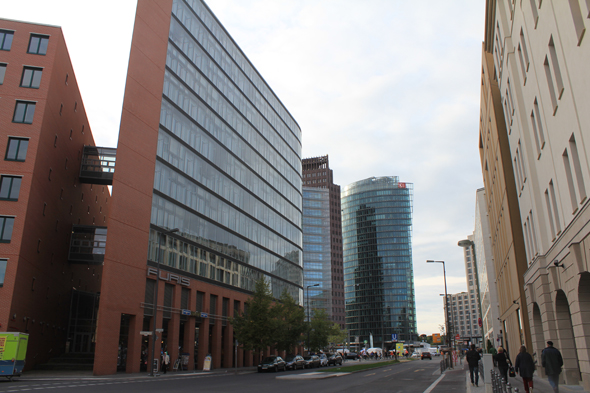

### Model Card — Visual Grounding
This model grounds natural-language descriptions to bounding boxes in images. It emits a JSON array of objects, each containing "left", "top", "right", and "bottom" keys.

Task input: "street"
[{"left": 0, "top": 359, "right": 467, "bottom": 393}]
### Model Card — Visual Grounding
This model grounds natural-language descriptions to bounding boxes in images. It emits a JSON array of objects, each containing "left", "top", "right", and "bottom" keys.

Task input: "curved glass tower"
[{"left": 342, "top": 177, "right": 416, "bottom": 348}]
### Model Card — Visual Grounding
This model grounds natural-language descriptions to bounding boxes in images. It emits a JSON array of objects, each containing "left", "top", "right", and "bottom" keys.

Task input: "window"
[
  {"left": 0, "top": 259, "right": 6, "bottom": 286},
  {"left": 27, "top": 34, "right": 49, "bottom": 55},
  {"left": 0, "top": 30, "right": 13, "bottom": 51},
  {"left": 13, "top": 101, "right": 36, "bottom": 124},
  {"left": 5, "top": 138, "right": 29, "bottom": 161},
  {"left": 568, "top": 0, "right": 586, "bottom": 45},
  {"left": 0, "top": 176, "right": 22, "bottom": 201},
  {"left": 20, "top": 67, "right": 42, "bottom": 88},
  {"left": 0, "top": 216, "right": 15, "bottom": 242},
  {"left": 0, "top": 63, "right": 6, "bottom": 84}
]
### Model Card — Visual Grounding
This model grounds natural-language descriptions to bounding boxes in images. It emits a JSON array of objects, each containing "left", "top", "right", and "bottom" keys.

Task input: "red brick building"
[
  {"left": 302, "top": 155, "right": 344, "bottom": 328},
  {"left": 0, "top": 19, "right": 109, "bottom": 369},
  {"left": 93, "top": 0, "right": 303, "bottom": 375}
]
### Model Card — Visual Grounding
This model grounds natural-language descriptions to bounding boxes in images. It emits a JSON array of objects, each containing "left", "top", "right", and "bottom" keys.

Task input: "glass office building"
[
  {"left": 149, "top": 0, "right": 304, "bottom": 300},
  {"left": 342, "top": 177, "right": 416, "bottom": 347},
  {"left": 302, "top": 187, "right": 332, "bottom": 320}
]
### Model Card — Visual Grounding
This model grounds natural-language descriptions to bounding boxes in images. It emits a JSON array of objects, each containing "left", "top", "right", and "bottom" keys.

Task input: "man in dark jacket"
[
  {"left": 542, "top": 341, "right": 563, "bottom": 393},
  {"left": 466, "top": 344, "right": 481, "bottom": 387},
  {"left": 514, "top": 345, "right": 535, "bottom": 393}
]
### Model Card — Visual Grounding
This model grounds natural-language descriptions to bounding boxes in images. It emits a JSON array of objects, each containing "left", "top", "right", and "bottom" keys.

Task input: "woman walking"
[
  {"left": 494, "top": 347, "right": 510, "bottom": 381},
  {"left": 514, "top": 345, "right": 535, "bottom": 393}
]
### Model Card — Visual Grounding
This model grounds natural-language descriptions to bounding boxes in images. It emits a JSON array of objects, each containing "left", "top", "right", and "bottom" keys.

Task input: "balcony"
[
  {"left": 79, "top": 146, "right": 116, "bottom": 185},
  {"left": 68, "top": 225, "right": 107, "bottom": 265}
]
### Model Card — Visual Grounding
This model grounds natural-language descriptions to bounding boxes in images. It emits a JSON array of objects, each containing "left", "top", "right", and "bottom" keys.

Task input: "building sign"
[
  {"left": 147, "top": 267, "right": 190, "bottom": 286},
  {"left": 398, "top": 182, "right": 406, "bottom": 188}
]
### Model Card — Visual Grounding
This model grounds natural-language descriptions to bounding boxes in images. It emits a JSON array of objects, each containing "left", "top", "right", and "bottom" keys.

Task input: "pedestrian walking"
[
  {"left": 162, "top": 351, "right": 170, "bottom": 374},
  {"left": 514, "top": 345, "right": 535, "bottom": 393},
  {"left": 494, "top": 346, "right": 510, "bottom": 382},
  {"left": 466, "top": 344, "right": 481, "bottom": 387},
  {"left": 542, "top": 341, "right": 563, "bottom": 393}
]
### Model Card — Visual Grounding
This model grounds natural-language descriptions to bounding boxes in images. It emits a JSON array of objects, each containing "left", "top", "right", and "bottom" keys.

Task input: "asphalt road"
[{"left": 0, "top": 359, "right": 467, "bottom": 393}]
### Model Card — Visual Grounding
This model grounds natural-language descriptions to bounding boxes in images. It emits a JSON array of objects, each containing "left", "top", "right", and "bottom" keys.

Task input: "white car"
[{"left": 411, "top": 352, "right": 421, "bottom": 358}]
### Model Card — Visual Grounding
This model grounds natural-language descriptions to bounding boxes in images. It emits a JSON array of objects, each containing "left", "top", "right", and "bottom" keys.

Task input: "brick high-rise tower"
[{"left": 302, "top": 155, "right": 344, "bottom": 328}]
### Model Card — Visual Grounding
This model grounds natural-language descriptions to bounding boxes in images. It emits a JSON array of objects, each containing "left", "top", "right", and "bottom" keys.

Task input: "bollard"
[
  {"left": 513, "top": 388, "right": 519, "bottom": 393},
  {"left": 501, "top": 378, "right": 507, "bottom": 393},
  {"left": 506, "top": 381, "right": 512, "bottom": 393}
]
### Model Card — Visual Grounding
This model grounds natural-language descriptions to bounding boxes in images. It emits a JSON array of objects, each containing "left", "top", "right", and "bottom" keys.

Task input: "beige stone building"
[{"left": 482, "top": 0, "right": 590, "bottom": 389}]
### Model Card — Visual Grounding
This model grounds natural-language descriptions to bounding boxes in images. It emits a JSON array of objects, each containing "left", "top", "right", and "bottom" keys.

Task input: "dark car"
[
  {"left": 303, "top": 355, "right": 320, "bottom": 368},
  {"left": 257, "top": 356, "right": 286, "bottom": 372},
  {"left": 284, "top": 355, "right": 305, "bottom": 370},
  {"left": 421, "top": 352, "right": 432, "bottom": 360},
  {"left": 345, "top": 352, "right": 360, "bottom": 360},
  {"left": 328, "top": 352, "right": 343, "bottom": 366}
]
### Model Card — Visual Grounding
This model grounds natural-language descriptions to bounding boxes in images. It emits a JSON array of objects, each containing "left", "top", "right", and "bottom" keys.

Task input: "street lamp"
[
  {"left": 427, "top": 260, "right": 451, "bottom": 366},
  {"left": 306, "top": 283, "right": 319, "bottom": 354},
  {"left": 149, "top": 227, "right": 179, "bottom": 376}
]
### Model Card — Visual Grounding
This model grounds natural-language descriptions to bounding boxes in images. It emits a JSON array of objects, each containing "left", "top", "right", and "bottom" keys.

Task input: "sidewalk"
[{"left": 464, "top": 363, "right": 587, "bottom": 393}]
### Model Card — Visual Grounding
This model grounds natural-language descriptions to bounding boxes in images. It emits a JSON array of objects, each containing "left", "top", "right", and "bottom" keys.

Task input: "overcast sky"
[{"left": 3, "top": 0, "right": 486, "bottom": 336}]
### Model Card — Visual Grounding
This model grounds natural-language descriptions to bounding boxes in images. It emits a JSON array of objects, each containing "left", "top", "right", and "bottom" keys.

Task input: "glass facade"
[
  {"left": 342, "top": 177, "right": 416, "bottom": 346},
  {"left": 302, "top": 187, "right": 332, "bottom": 320},
  {"left": 149, "top": 0, "right": 303, "bottom": 303}
]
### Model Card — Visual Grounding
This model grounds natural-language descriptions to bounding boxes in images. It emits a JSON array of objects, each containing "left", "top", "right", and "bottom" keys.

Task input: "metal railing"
[{"left": 490, "top": 369, "right": 519, "bottom": 393}]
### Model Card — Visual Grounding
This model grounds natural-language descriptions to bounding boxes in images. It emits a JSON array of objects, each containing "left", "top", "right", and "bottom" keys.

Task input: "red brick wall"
[{"left": 0, "top": 18, "right": 109, "bottom": 369}]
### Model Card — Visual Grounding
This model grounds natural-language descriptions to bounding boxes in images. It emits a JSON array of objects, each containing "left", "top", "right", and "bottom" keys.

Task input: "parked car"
[
  {"left": 328, "top": 352, "right": 343, "bottom": 366},
  {"left": 257, "top": 356, "right": 286, "bottom": 372},
  {"left": 410, "top": 352, "right": 420, "bottom": 358},
  {"left": 421, "top": 352, "right": 432, "bottom": 360},
  {"left": 319, "top": 353, "right": 328, "bottom": 367},
  {"left": 303, "top": 355, "right": 320, "bottom": 368},
  {"left": 345, "top": 352, "right": 360, "bottom": 360},
  {"left": 284, "top": 355, "right": 305, "bottom": 370}
]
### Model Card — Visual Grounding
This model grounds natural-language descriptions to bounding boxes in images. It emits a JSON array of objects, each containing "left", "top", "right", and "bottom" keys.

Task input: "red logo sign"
[
  {"left": 398, "top": 182, "right": 406, "bottom": 188},
  {"left": 478, "top": 318, "right": 483, "bottom": 327}
]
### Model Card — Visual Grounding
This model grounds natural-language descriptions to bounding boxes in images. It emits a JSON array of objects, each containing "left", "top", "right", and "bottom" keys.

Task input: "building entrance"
[{"left": 67, "top": 290, "right": 100, "bottom": 353}]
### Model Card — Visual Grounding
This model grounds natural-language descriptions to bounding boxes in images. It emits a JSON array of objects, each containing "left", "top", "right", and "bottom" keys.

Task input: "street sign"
[
  {"left": 182, "top": 309, "right": 191, "bottom": 316},
  {"left": 156, "top": 328, "right": 164, "bottom": 332},
  {"left": 392, "top": 333, "right": 397, "bottom": 341},
  {"left": 478, "top": 317, "right": 483, "bottom": 327},
  {"left": 455, "top": 334, "right": 460, "bottom": 341},
  {"left": 200, "top": 312, "right": 208, "bottom": 318},
  {"left": 139, "top": 331, "right": 152, "bottom": 336}
]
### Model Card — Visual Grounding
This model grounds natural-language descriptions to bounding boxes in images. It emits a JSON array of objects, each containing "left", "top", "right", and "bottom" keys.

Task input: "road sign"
[
  {"left": 392, "top": 333, "right": 397, "bottom": 341},
  {"left": 455, "top": 334, "right": 460, "bottom": 341},
  {"left": 182, "top": 309, "right": 191, "bottom": 316},
  {"left": 478, "top": 317, "right": 483, "bottom": 327}
]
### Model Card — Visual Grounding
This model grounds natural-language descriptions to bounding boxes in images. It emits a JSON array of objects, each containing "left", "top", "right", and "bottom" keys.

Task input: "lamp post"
[
  {"left": 306, "top": 283, "right": 319, "bottom": 354},
  {"left": 149, "top": 227, "right": 179, "bottom": 376},
  {"left": 427, "top": 260, "right": 451, "bottom": 367}
]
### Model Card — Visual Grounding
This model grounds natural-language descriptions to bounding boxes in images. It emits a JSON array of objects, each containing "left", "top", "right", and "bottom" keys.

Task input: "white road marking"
[{"left": 423, "top": 373, "right": 446, "bottom": 393}]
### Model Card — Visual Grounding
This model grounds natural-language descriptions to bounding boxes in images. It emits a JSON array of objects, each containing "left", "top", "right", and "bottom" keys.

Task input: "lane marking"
[
  {"left": 364, "top": 373, "right": 376, "bottom": 377},
  {"left": 423, "top": 372, "right": 446, "bottom": 393}
]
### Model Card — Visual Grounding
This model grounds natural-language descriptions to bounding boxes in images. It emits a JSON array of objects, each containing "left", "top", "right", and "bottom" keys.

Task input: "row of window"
[
  {"left": 0, "top": 30, "right": 48, "bottom": 55},
  {"left": 0, "top": 64, "right": 43, "bottom": 88}
]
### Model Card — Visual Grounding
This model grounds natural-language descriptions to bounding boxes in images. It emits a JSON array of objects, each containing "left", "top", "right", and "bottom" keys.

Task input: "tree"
[
  {"left": 231, "top": 277, "right": 275, "bottom": 360},
  {"left": 327, "top": 324, "right": 347, "bottom": 351},
  {"left": 307, "top": 308, "right": 341, "bottom": 353},
  {"left": 274, "top": 290, "right": 306, "bottom": 354}
]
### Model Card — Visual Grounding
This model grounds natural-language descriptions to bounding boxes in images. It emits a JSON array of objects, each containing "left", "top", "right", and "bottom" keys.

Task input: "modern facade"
[
  {"left": 92, "top": 0, "right": 302, "bottom": 375},
  {"left": 302, "top": 155, "right": 344, "bottom": 328},
  {"left": 0, "top": 19, "right": 110, "bottom": 369},
  {"left": 342, "top": 176, "right": 416, "bottom": 348},
  {"left": 479, "top": 1, "right": 532, "bottom": 363},
  {"left": 469, "top": 188, "right": 501, "bottom": 349},
  {"left": 302, "top": 187, "right": 331, "bottom": 322},
  {"left": 483, "top": 0, "right": 590, "bottom": 388}
]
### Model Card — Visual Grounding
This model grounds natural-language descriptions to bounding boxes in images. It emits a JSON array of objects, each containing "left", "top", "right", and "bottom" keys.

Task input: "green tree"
[
  {"left": 308, "top": 308, "right": 340, "bottom": 353},
  {"left": 231, "top": 277, "right": 275, "bottom": 360},
  {"left": 274, "top": 290, "right": 306, "bottom": 354},
  {"left": 327, "top": 324, "right": 347, "bottom": 351}
]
